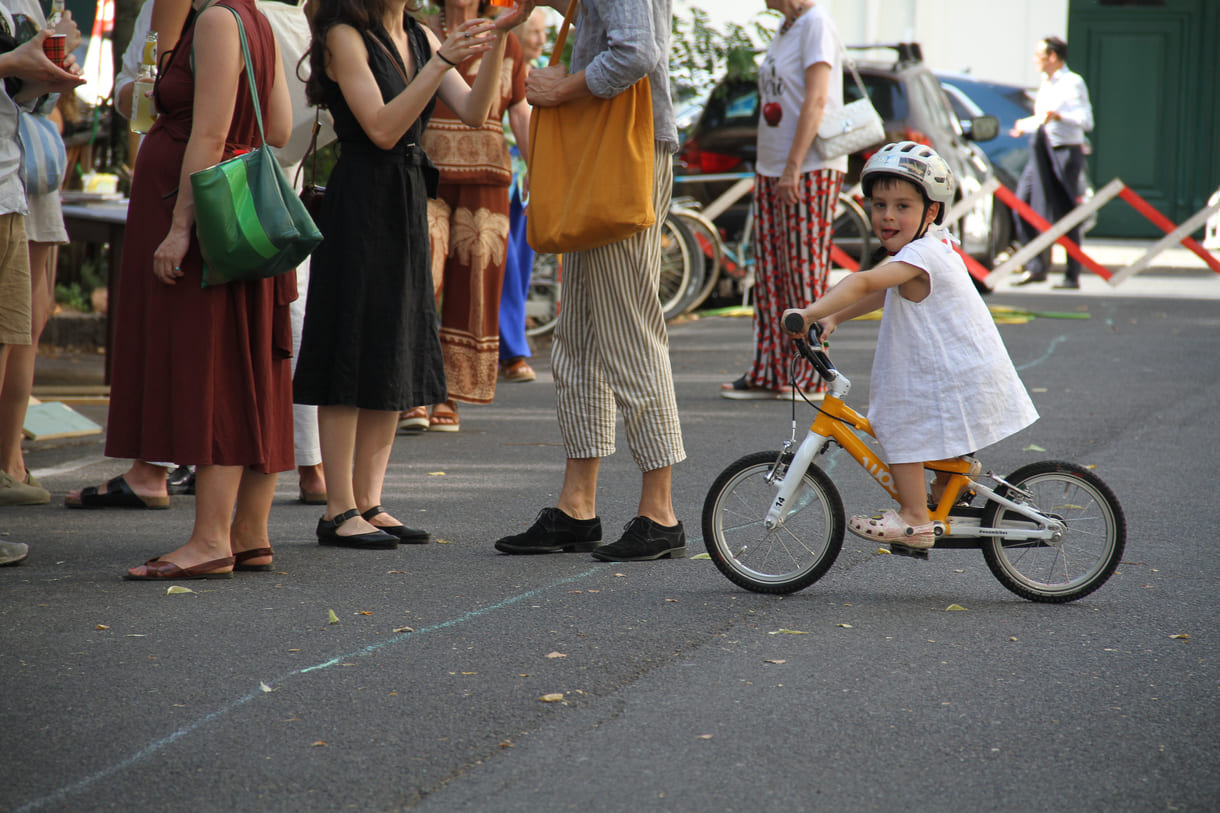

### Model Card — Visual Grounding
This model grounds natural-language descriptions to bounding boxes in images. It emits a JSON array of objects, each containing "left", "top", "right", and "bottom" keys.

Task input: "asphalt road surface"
[{"left": 3, "top": 277, "right": 1218, "bottom": 812}]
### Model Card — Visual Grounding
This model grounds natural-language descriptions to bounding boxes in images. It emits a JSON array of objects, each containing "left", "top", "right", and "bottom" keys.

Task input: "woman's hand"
[
  {"left": 152, "top": 227, "right": 191, "bottom": 285},
  {"left": 525, "top": 64, "right": 579, "bottom": 108},
  {"left": 777, "top": 165, "right": 800, "bottom": 207},
  {"left": 489, "top": 1, "right": 536, "bottom": 31},
  {"left": 434, "top": 18, "right": 499, "bottom": 68},
  {"left": 54, "top": 10, "right": 83, "bottom": 52}
]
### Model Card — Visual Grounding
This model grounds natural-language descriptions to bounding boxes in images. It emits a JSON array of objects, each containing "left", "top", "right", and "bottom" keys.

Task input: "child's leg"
[
  {"left": 891, "top": 462, "right": 932, "bottom": 527},
  {"left": 927, "top": 471, "right": 955, "bottom": 507}
]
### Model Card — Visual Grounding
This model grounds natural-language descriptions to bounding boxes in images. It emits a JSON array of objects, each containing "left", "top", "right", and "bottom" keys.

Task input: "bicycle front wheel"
[
  {"left": 702, "top": 451, "right": 844, "bottom": 594},
  {"left": 981, "top": 461, "right": 1126, "bottom": 603}
]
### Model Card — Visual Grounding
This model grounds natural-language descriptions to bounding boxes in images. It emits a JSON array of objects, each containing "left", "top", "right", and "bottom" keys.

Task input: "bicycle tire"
[
  {"left": 659, "top": 213, "right": 693, "bottom": 320},
  {"left": 524, "top": 251, "right": 561, "bottom": 338},
  {"left": 980, "top": 461, "right": 1126, "bottom": 603},
  {"left": 702, "top": 451, "right": 844, "bottom": 594},
  {"left": 670, "top": 207, "right": 723, "bottom": 313}
]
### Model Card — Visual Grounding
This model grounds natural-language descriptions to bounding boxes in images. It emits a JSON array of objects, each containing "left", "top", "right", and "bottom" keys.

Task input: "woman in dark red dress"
[{"left": 104, "top": 0, "right": 294, "bottom": 579}]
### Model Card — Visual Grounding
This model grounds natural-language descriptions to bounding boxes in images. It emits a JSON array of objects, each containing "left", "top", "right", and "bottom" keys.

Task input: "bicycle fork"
[{"left": 763, "top": 430, "right": 827, "bottom": 530}]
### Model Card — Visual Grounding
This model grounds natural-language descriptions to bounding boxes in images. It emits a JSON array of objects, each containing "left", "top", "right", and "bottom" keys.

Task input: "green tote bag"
[{"left": 189, "top": 3, "right": 322, "bottom": 287}]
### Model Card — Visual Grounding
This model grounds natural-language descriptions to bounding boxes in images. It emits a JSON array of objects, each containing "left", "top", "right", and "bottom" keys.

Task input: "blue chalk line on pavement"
[
  {"left": 15, "top": 568, "right": 603, "bottom": 813},
  {"left": 1015, "top": 334, "right": 1069, "bottom": 371}
]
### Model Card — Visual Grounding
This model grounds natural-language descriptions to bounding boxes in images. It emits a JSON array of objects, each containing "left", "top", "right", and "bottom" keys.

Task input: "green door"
[{"left": 1069, "top": 0, "right": 1220, "bottom": 238}]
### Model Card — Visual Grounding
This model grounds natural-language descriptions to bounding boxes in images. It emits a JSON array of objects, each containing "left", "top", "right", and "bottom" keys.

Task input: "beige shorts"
[{"left": 0, "top": 213, "right": 32, "bottom": 346}]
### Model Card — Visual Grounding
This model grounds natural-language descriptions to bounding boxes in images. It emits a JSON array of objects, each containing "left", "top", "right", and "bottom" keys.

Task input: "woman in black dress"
[{"left": 295, "top": 0, "right": 526, "bottom": 548}]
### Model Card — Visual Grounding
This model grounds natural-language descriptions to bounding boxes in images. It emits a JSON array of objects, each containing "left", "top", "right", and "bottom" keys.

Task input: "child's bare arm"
[
  {"left": 823, "top": 289, "right": 887, "bottom": 330},
  {"left": 783, "top": 261, "right": 924, "bottom": 335}
]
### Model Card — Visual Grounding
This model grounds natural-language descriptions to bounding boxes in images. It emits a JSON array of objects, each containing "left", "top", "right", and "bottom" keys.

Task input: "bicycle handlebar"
[{"left": 783, "top": 313, "right": 838, "bottom": 382}]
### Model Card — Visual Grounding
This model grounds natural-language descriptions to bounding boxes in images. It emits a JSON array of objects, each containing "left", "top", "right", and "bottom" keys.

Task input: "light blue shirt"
[{"left": 566, "top": 0, "right": 677, "bottom": 151}]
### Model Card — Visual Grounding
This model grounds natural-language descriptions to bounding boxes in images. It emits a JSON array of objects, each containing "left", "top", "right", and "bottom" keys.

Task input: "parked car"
[
  {"left": 676, "top": 43, "right": 1011, "bottom": 266},
  {"left": 935, "top": 71, "right": 1033, "bottom": 187}
]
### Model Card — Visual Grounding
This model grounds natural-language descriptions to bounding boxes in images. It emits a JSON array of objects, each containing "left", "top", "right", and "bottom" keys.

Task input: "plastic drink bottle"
[{"left": 130, "top": 32, "right": 159, "bottom": 134}]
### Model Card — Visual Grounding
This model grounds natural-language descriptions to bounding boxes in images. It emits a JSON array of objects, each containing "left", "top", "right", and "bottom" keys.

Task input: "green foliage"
[
  {"left": 55, "top": 282, "right": 92, "bottom": 313},
  {"left": 668, "top": 7, "right": 776, "bottom": 106}
]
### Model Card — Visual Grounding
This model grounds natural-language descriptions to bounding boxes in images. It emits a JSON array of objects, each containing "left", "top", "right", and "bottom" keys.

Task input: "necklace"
[{"left": 779, "top": 2, "right": 812, "bottom": 36}]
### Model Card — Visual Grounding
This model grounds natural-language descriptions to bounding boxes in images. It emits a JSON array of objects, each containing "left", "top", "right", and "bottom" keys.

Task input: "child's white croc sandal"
[{"left": 848, "top": 509, "right": 938, "bottom": 549}]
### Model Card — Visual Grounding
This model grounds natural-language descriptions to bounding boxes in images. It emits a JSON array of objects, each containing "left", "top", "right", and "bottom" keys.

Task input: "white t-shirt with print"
[{"left": 755, "top": 6, "right": 846, "bottom": 177}]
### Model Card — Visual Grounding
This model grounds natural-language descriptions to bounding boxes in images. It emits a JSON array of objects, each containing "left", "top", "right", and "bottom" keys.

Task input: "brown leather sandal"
[{"left": 124, "top": 556, "right": 235, "bottom": 580}]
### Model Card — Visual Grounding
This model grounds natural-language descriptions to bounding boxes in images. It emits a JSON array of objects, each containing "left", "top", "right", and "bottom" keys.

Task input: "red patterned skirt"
[{"left": 747, "top": 169, "right": 844, "bottom": 392}]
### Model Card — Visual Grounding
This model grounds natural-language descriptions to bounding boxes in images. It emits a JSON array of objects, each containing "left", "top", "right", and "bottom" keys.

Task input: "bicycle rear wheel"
[
  {"left": 669, "top": 206, "right": 723, "bottom": 313},
  {"left": 702, "top": 451, "right": 844, "bottom": 594},
  {"left": 524, "top": 252, "right": 561, "bottom": 338},
  {"left": 981, "top": 461, "right": 1126, "bottom": 603},
  {"left": 659, "top": 213, "right": 693, "bottom": 320}
]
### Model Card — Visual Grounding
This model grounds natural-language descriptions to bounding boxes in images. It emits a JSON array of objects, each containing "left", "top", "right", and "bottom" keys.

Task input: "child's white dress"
[{"left": 868, "top": 233, "right": 1039, "bottom": 463}]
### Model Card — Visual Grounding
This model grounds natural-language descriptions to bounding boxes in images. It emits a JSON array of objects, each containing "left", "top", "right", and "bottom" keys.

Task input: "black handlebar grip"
[{"left": 783, "top": 312, "right": 805, "bottom": 334}]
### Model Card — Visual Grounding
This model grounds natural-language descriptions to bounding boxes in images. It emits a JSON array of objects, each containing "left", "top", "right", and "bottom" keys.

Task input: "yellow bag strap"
[{"left": 549, "top": 0, "right": 580, "bottom": 68}]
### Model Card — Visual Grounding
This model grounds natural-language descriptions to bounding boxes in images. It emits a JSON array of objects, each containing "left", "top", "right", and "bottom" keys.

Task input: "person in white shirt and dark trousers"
[{"left": 1010, "top": 35, "right": 1094, "bottom": 289}]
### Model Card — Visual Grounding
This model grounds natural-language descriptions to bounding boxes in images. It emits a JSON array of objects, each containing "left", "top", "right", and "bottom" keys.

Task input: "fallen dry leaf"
[
  {"left": 311, "top": 741, "right": 327, "bottom": 747},
  {"left": 876, "top": 547, "right": 891, "bottom": 555},
  {"left": 539, "top": 693, "right": 565, "bottom": 703},
  {"left": 327, "top": 609, "right": 340, "bottom": 625},
  {"left": 545, "top": 651, "right": 567, "bottom": 659},
  {"left": 768, "top": 628, "right": 809, "bottom": 635},
  {"left": 697, "top": 734, "right": 714, "bottom": 740},
  {"left": 1169, "top": 633, "right": 1190, "bottom": 640},
  {"left": 427, "top": 471, "right": 446, "bottom": 476},
  {"left": 259, "top": 682, "right": 274, "bottom": 693},
  {"left": 837, "top": 623, "right": 853, "bottom": 629},
  {"left": 95, "top": 624, "right": 110, "bottom": 630},
  {"left": 392, "top": 626, "right": 414, "bottom": 634},
  {"left": 690, "top": 552, "right": 711, "bottom": 560},
  {"left": 946, "top": 604, "right": 968, "bottom": 611},
  {"left": 764, "top": 659, "right": 786, "bottom": 665},
  {"left": 166, "top": 585, "right": 195, "bottom": 595},
  {"left": 359, "top": 611, "right": 373, "bottom": 616}
]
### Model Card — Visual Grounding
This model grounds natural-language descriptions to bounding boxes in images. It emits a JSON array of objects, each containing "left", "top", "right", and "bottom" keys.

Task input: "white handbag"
[{"left": 814, "top": 43, "right": 885, "bottom": 161}]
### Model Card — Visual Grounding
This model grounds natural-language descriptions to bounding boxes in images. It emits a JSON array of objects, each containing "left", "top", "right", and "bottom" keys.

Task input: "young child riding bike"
[{"left": 782, "top": 141, "right": 1039, "bottom": 550}]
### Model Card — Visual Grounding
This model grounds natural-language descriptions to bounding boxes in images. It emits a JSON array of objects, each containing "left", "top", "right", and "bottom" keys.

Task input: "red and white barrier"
[{"left": 989, "top": 178, "right": 1220, "bottom": 288}]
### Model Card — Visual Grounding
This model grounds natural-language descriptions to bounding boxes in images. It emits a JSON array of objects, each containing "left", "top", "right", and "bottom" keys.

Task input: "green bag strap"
[{"left": 192, "top": 1, "right": 268, "bottom": 146}]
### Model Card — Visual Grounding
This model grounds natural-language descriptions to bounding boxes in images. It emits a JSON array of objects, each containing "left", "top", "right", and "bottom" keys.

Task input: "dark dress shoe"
[
  {"left": 494, "top": 507, "right": 602, "bottom": 554},
  {"left": 591, "top": 516, "right": 687, "bottom": 562},
  {"left": 317, "top": 508, "right": 398, "bottom": 549},
  {"left": 1012, "top": 271, "right": 1048, "bottom": 286},
  {"left": 361, "top": 505, "right": 430, "bottom": 544},
  {"left": 167, "top": 466, "right": 195, "bottom": 495},
  {"left": 1053, "top": 279, "right": 1080, "bottom": 289}
]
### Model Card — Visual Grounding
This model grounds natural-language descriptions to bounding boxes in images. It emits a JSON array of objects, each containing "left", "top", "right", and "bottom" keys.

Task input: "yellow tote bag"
[{"left": 526, "top": 0, "right": 656, "bottom": 254}]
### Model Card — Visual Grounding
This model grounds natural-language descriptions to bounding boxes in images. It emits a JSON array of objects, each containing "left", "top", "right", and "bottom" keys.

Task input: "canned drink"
[
  {"left": 488, "top": 0, "right": 514, "bottom": 7},
  {"left": 42, "top": 33, "right": 67, "bottom": 68}
]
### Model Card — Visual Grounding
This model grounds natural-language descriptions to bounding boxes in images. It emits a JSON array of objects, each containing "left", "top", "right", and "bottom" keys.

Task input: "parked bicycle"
[
  {"left": 701, "top": 317, "right": 1126, "bottom": 602},
  {"left": 525, "top": 181, "right": 875, "bottom": 337},
  {"left": 524, "top": 211, "right": 693, "bottom": 338}
]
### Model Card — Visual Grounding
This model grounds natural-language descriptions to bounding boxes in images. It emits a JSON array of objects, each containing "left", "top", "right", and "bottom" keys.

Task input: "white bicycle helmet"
[{"left": 861, "top": 141, "right": 955, "bottom": 224}]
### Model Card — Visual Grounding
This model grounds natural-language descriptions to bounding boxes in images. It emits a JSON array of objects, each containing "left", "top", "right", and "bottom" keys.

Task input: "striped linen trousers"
[{"left": 551, "top": 144, "right": 686, "bottom": 472}]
